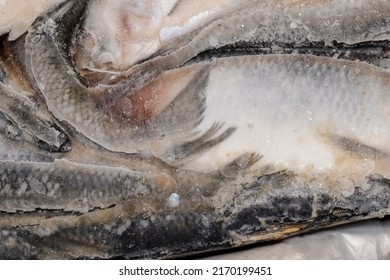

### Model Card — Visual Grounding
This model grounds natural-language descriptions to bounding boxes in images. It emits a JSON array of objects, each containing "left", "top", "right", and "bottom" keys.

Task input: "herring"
[{"left": 0, "top": 0, "right": 389, "bottom": 259}]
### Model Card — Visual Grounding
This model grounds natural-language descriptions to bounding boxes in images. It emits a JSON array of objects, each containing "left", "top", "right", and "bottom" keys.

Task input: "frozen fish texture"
[{"left": 0, "top": 0, "right": 389, "bottom": 259}]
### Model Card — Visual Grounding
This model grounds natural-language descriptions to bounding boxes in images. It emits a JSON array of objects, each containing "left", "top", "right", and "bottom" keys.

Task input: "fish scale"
[
  {"left": 0, "top": 0, "right": 390, "bottom": 259},
  {"left": 27, "top": 22, "right": 214, "bottom": 158},
  {"left": 0, "top": 159, "right": 153, "bottom": 213}
]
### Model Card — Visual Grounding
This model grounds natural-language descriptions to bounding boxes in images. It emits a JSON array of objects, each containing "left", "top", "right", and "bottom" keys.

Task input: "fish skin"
[
  {"left": 25, "top": 0, "right": 231, "bottom": 162},
  {"left": 0, "top": 170, "right": 389, "bottom": 259},
  {"left": 87, "top": 0, "right": 390, "bottom": 86},
  {"left": 72, "top": 0, "right": 390, "bottom": 75},
  {"left": 0, "top": 159, "right": 149, "bottom": 213},
  {"left": 0, "top": 82, "right": 70, "bottom": 152},
  {"left": 0, "top": 0, "right": 390, "bottom": 259},
  {"left": 0, "top": 65, "right": 4, "bottom": 82},
  {"left": 184, "top": 54, "right": 390, "bottom": 176}
]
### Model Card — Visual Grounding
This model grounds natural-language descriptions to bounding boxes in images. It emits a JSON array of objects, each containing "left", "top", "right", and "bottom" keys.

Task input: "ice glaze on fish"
[{"left": 0, "top": 0, "right": 389, "bottom": 259}]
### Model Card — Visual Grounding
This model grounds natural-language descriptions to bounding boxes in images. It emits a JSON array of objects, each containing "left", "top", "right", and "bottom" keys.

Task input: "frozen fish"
[{"left": 0, "top": 0, "right": 389, "bottom": 259}]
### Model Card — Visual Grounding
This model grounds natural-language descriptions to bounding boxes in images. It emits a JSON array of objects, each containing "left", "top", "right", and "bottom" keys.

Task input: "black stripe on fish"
[{"left": 187, "top": 40, "right": 390, "bottom": 69}]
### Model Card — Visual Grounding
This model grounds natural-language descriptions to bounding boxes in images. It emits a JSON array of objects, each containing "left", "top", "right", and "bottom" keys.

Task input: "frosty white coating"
[
  {"left": 0, "top": 0, "right": 390, "bottom": 260},
  {"left": 185, "top": 55, "right": 390, "bottom": 181},
  {"left": 168, "top": 193, "right": 180, "bottom": 208},
  {"left": 75, "top": 0, "right": 250, "bottom": 70},
  {"left": 74, "top": 0, "right": 390, "bottom": 71},
  {"left": 0, "top": 0, "right": 66, "bottom": 40}
]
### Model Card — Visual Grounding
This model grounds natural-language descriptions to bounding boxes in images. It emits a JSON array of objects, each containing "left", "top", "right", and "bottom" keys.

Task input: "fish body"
[{"left": 0, "top": 0, "right": 389, "bottom": 259}]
